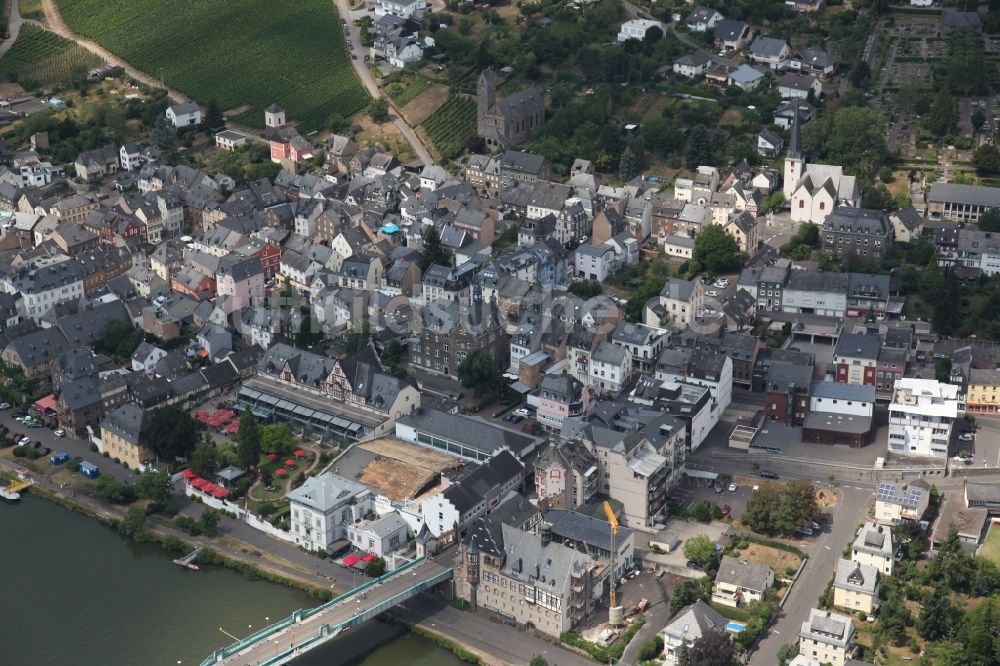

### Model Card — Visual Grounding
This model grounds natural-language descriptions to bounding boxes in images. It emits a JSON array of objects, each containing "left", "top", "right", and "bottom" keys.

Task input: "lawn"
[
  {"left": 55, "top": 0, "right": 368, "bottom": 131},
  {"left": 0, "top": 25, "right": 102, "bottom": 89},
  {"left": 732, "top": 542, "right": 802, "bottom": 577},
  {"left": 979, "top": 523, "right": 1000, "bottom": 565}
]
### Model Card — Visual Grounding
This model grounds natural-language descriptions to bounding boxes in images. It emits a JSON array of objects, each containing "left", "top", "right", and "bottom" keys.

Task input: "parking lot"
[
  {"left": 672, "top": 473, "right": 754, "bottom": 519},
  {"left": 958, "top": 416, "right": 1000, "bottom": 467}
]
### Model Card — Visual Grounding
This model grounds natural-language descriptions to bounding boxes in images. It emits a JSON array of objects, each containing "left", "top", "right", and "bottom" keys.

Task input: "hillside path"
[
  {"left": 332, "top": 0, "right": 432, "bottom": 164},
  {"left": 38, "top": 0, "right": 188, "bottom": 102}
]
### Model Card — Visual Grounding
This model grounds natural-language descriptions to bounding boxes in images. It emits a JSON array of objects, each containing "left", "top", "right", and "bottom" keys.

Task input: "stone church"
[{"left": 476, "top": 68, "right": 545, "bottom": 150}]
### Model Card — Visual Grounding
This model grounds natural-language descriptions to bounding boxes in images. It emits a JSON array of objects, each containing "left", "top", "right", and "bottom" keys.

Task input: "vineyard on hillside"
[
  {"left": 0, "top": 25, "right": 102, "bottom": 89},
  {"left": 55, "top": 0, "right": 368, "bottom": 131},
  {"left": 421, "top": 94, "right": 477, "bottom": 160}
]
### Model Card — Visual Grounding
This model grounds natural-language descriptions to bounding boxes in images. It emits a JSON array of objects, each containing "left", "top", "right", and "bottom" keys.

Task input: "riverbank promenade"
[{"left": 204, "top": 557, "right": 453, "bottom": 666}]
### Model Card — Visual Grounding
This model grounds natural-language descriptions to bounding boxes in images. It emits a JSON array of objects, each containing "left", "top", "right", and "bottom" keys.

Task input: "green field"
[
  {"left": 55, "top": 0, "right": 368, "bottom": 131},
  {"left": 981, "top": 524, "right": 1000, "bottom": 565},
  {"left": 421, "top": 94, "right": 476, "bottom": 160},
  {"left": 0, "top": 25, "right": 102, "bottom": 89}
]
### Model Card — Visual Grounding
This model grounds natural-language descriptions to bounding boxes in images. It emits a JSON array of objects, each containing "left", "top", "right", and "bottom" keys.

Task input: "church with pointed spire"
[
  {"left": 782, "top": 101, "right": 862, "bottom": 223},
  {"left": 476, "top": 68, "right": 545, "bottom": 150}
]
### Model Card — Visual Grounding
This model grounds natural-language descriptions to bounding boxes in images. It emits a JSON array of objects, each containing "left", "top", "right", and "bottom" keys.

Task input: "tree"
[
  {"left": 669, "top": 579, "right": 707, "bottom": 618},
  {"left": 567, "top": 280, "right": 603, "bottom": 299},
  {"left": 686, "top": 124, "right": 714, "bottom": 168},
  {"left": 973, "top": 145, "right": 1000, "bottom": 175},
  {"left": 742, "top": 480, "right": 817, "bottom": 535},
  {"left": 96, "top": 475, "right": 137, "bottom": 504},
  {"left": 917, "top": 584, "right": 956, "bottom": 640},
  {"left": 342, "top": 322, "right": 372, "bottom": 353},
  {"left": 637, "top": 635, "right": 664, "bottom": 661},
  {"left": 683, "top": 534, "right": 715, "bottom": 564},
  {"left": 190, "top": 435, "right": 220, "bottom": 477},
  {"left": 618, "top": 145, "right": 638, "bottom": 182},
  {"left": 93, "top": 319, "right": 143, "bottom": 360},
  {"left": 418, "top": 226, "right": 450, "bottom": 270},
  {"left": 294, "top": 315, "right": 323, "bottom": 349},
  {"left": 972, "top": 109, "right": 987, "bottom": 133},
  {"left": 135, "top": 469, "right": 171, "bottom": 504},
  {"left": 151, "top": 115, "right": 177, "bottom": 149},
  {"left": 850, "top": 59, "right": 871, "bottom": 88},
  {"left": 118, "top": 505, "right": 148, "bottom": 540},
  {"left": 689, "top": 630, "right": 735, "bottom": 666},
  {"left": 457, "top": 348, "right": 500, "bottom": 397},
  {"left": 328, "top": 112, "right": 349, "bottom": 135},
  {"left": 926, "top": 88, "right": 958, "bottom": 138},
  {"left": 235, "top": 409, "right": 261, "bottom": 471},
  {"left": 368, "top": 98, "right": 389, "bottom": 123},
  {"left": 979, "top": 208, "right": 1000, "bottom": 231},
  {"left": 692, "top": 224, "right": 744, "bottom": 276},
  {"left": 776, "top": 643, "right": 799, "bottom": 666},
  {"left": 147, "top": 404, "right": 202, "bottom": 462},
  {"left": 366, "top": 556, "right": 386, "bottom": 577},
  {"left": 676, "top": 643, "right": 690, "bottom": 666},
  {"left": 260, "top": 423, "right": 296, "bottom": 456},
  {"left": 199, "top": 508, "right": 221, "bottom": 537},
  {"left": 761, "top": 191, "right": 785, "bottom": 214},
  {"left": 529, "top": 658, "right": 548, "bottom": 666},
  {"left": 203, "top": 99, "right": 225, "bottom": 131}
]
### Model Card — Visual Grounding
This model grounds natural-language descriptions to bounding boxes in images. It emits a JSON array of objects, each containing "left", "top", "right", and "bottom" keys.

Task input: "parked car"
[
  {"left": 686, "top": 560, "right": 704, "bottom": 571},
  {"left": 721, "top": 505, "right": 731, "bottom": 516},
  {"left": 17, "top": 436, "right": 29, "bottom": 446},
  {"left": 728, "top": 483, "right": 737, "bottom": 492},
  {"left": 707, "top": 290, "right": 719, "bottom": 297},
  {"left": 0, "top": 402, "right": 10, "bottom": 409},
  {"left": 714, "top": 279, "right": 729, "bottom": 288},
  {"left": 759, "top": 470, "right": 779, "bottom": 479},
  {"left": 54, "top": 429, "right": 65, "bottom": 437},
  {"left": 795, "top": 526, "right": 814, "bottom": 536},
  {"left": 514, "top": 408, "right": 530, "bottom": 417},
  {"left": 959, "top": 433, "right": 974, "bottom": 442},
  {"left": 714, "top": 483, "right": 724, "bottom": 494}
]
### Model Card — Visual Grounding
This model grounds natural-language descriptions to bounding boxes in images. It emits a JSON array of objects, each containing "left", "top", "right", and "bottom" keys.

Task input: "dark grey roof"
[
  {"left": 500, "top": 150, "right": 547, "bottom": 174},
  {"left": 442, "top": 450, "right": 524, "bottom": 513},
  {"left": 59, "top": 376, "right": 101, "bottom": 410},
  {"left": 100, "top": 403, "right": 150, "bottom": 445},
  {"left": 7, "top": 327, "right": 70, "bottom": 367},
  {"left": 544, "top": 508, "right": 633, "bottom": 553},
  {"left": 750, "top": 36, "right": 788, "bottom": 58},
  {"left": 785, "top": 270, "right": 850, "bottom": 294},
  {"left": 929, "top": 182, "right": 1000, "bottom": 208},
  {"left": 399, "top": 409, "right": 542, "bottom": 458},
  {"left": 822, "top": 207, "right": 891, "bottom": 237},
  {"left": 217, "top": 255, "right": 263, "bottom": 281},
  {"left": 716, "top": 555, "right": 773, "bottom": 592},
  {"left": 714, "top": 19, "right": 748, "bottom": 41},
  {"left": 57, "top": 300, "right": 130, "bottom": 348},
  {"left": 766, "top": 361, "right": 813, "bottom": 393},
  {"left": 834, "top": 333, "right": 880, "bottom": 360}
]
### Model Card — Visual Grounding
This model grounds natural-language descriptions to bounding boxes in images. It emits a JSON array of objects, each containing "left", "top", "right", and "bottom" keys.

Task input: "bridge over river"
[{"left": 202, "top": 557, "right": 453, "bottom": 666}]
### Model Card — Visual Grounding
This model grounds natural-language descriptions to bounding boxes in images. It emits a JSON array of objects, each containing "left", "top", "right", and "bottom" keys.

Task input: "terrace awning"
[{"left": 342, "top": 554, "right": 360, "bottom": 566}]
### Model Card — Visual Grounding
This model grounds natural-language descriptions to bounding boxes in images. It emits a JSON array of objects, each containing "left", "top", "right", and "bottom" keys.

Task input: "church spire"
[{"left": 788, "top": 101, "right": 803, "bottom": 160}]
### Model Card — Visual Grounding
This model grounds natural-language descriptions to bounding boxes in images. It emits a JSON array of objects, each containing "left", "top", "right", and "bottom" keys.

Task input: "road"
[
  {"left": 395, "top": 597, "right": 596, "bottom": 666},
  {"left": 218, "top": 559, "right": 452, "bottom": 665},
  {"left": 332, "top": 0, "right": 433, "bottom": 165},
  {"left": 0, "top": 0, "right": 37, "bottom": 58},
  {"left": 750, "top": 486, "right": 871, "bottom": 666},
  {"left": 0, "top": 411, "right": 358, "bottom": 591},
  {"left": 37, "top": 0, "right": 188, "bottom": 102}
]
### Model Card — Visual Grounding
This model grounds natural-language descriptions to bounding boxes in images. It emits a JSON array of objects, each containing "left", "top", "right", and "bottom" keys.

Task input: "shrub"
[{"left": 637, "top": 635, "right": 664, "bottom": 661}]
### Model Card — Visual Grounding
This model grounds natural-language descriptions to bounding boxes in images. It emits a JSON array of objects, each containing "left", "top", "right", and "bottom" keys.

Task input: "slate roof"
[
  {"left": 100, "top": 403, "right": 151, "bottom": 445},
  {"left": 287, "top": 473, "right": 369, "bottom": 513},
  {"left": 716, "top": 555, "right": 773, "bottom": 592},
  {"left": 399, "top": 409, "right": 541, "bottom": 459},
  {"left": 441, "top": 450, "right": 524, "bottom": 513},
  {"left": 750, "top": 36, "right": 788, "bottom": 58}
]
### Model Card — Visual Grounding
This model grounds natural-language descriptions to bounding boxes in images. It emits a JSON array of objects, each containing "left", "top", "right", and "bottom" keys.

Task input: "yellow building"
[
  {"left": 832, "top": 559, "right": 880, "bottom": 615},
  {"left": 100, "top": 404, "right": 154, "bottom": 469},
  {"left": 967, "top": 368, "right": 1000, "bottom": 414}
]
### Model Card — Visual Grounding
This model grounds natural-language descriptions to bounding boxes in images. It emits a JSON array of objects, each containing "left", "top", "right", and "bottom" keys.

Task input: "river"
[{"left": 2, "top": 496, "right": 463, "bottom": 666}]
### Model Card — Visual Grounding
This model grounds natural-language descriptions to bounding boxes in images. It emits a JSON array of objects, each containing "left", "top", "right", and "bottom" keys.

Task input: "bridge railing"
[
  {"left": 200, "top": 557, "right": 431, "bottom": 666},
  {"left": 256, "top": 568, "right": 454, "bottom": 666}
]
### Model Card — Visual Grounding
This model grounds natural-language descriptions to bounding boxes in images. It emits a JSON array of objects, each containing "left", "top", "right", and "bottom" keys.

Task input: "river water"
[{"left": 1, "top": 497, "right": 462, "bottom": 666}]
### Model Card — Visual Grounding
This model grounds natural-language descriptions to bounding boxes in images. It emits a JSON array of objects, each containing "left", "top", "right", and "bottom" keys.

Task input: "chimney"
[{"left": 541, "top": 522, "right": 552, "bottom": 547}]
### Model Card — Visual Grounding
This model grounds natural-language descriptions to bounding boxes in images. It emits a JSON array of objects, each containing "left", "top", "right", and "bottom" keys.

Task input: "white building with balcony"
[{"left": 887, "top": 378, "right": 962, "bottom": 458}]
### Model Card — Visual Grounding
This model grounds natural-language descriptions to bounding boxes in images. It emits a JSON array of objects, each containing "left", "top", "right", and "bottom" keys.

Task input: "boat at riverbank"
[{"left": 1, "top": 485, "right": 21, "bottom": 502}]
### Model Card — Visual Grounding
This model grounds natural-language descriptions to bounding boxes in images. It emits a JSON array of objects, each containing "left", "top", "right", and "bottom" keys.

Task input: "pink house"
[
  {"left": 216, "top": 255, "right": 265, "bottom": 314},
  {"left": 536, "top": 374, "right": 590, "bottom": 431}
]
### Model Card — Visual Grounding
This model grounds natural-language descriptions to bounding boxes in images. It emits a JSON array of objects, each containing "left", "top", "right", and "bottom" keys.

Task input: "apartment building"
[
  {"left": 851, "top": 522, "right": 895, "bottom": 575},
  {"left": 799, "top": 609, "right": 856, "bottom": 666},
  {"left": 887, "top": 378, "right": 962, "bottom": 458},
  {"left": 832, "top": 558, "right": 880, "bottom": 615},
  {"left": 287, "top": 473, "right": 374, "bottom": 552}
]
